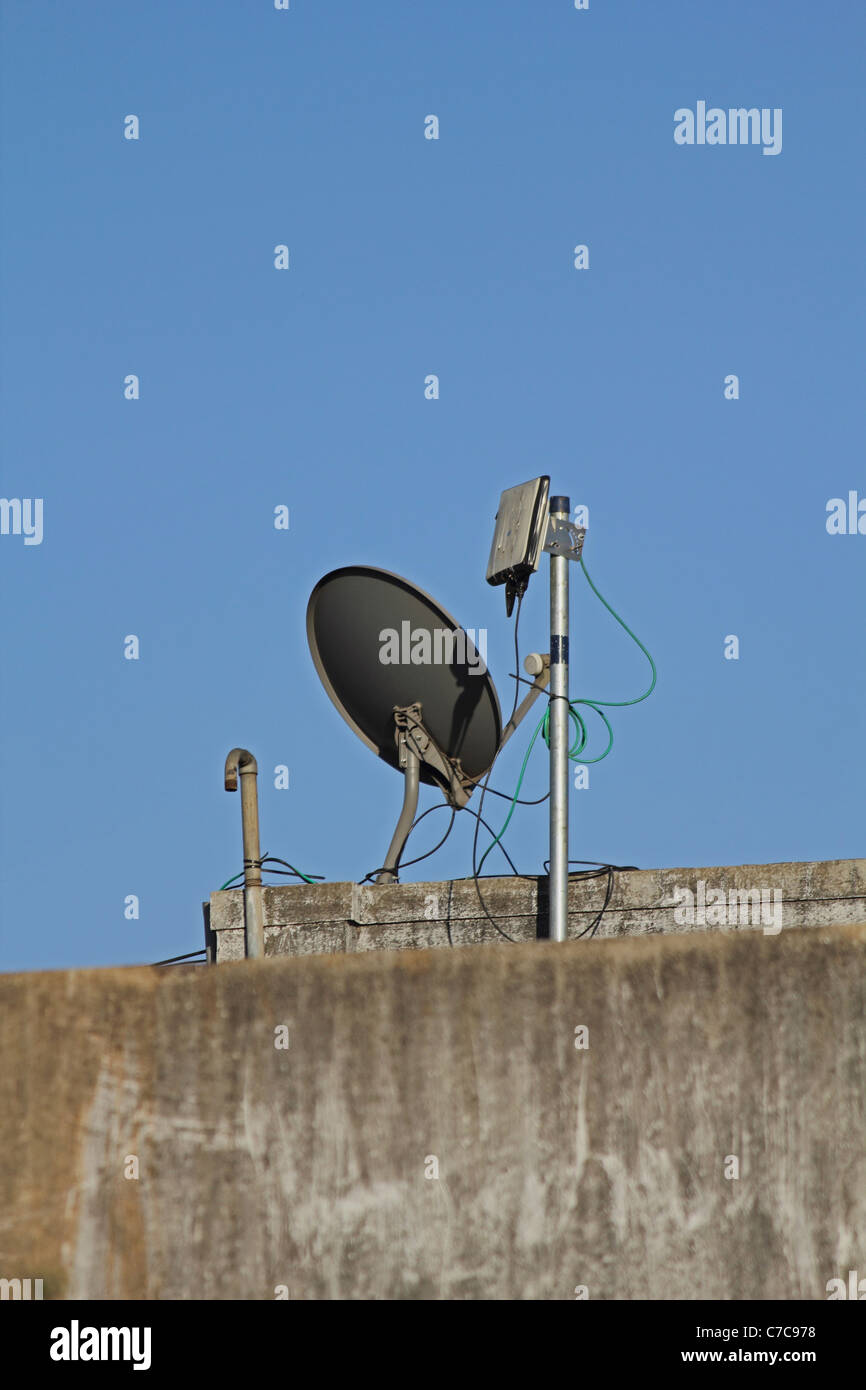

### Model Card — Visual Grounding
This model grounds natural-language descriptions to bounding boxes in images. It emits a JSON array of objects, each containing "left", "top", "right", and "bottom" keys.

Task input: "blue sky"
[{"left": 1, "top": 1, "right": 863, "bottom": 972}]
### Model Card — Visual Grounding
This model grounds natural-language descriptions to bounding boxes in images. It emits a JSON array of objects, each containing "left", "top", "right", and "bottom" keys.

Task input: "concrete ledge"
[
  {"left": 1, "top": 921, "right": 864, "bottom": 1298},
  {"left": 206, "top": 858, "right": 866, "bottom": 962}
]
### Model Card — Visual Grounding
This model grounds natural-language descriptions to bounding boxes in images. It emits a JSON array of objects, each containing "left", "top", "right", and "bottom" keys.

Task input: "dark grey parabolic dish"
[{"left": 307, "top": 566, "right": 502, "bottom": 789}]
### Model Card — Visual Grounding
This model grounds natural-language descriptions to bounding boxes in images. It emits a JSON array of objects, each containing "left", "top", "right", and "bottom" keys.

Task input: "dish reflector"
[{"left": 306, "top": 566, "right": 502, "bottom": 795}]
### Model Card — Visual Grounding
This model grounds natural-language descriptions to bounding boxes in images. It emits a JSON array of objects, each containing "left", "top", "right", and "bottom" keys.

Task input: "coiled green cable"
[{"left": 477, "top": 557, "right": 657, "bottom": 873}]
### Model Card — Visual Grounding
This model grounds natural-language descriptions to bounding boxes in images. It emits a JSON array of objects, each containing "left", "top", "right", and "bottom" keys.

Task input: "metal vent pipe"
[{"left": 224, "top": 748, "right": 265, "bottom": 959}]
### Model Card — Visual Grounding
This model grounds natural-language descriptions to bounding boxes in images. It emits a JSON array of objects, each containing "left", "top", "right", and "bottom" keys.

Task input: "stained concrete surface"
[
  {"left": 206, "top": 858, "right": 866, "bottom": 961},
  {"left": 1, "top": 920, "right": 864, "bottom": 1299}
]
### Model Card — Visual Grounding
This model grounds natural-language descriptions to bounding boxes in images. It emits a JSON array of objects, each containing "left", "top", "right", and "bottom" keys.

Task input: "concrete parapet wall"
[
  {"left": 206, "top": 858, "right": 866, "bottom": 962},
  {"left": 1, "top": 920, "right": 864, "bottom": 1299}
]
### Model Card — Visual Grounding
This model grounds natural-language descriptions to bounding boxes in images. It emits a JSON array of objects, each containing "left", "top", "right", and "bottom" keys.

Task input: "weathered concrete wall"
[
  {"left": 206, "top": 857, "right": 866, "bottom": 962},
  {"left": 2, "top": 921, "right": 864, "bottom": 1299}
]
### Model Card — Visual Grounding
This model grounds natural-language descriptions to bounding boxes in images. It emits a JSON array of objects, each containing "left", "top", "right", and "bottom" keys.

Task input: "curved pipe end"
[{"left": 225, "top": 747, "right": 258, "bottom": 792}]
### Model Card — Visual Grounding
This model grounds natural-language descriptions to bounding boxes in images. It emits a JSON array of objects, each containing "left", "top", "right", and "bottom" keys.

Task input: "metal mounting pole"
[
  {"left": 376, "top": 715, "right": 423, "bottom": 884},
  {"left": 376, "top": 737, "right": 421, "bottom": 884},
  {"left": 548, "top": 496, "right": 570, "bottom": 941},
  {"left": 224, "top": 748, "right": 265, "bottom": 959}
]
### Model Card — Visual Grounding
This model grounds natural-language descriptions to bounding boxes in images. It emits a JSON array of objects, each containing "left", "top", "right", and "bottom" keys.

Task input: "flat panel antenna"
[{"left": 486, "top": 475, "right": 550, "bottom": 614}]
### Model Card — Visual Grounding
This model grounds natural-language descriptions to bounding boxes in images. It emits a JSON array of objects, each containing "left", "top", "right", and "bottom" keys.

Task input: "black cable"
[
  {"left": 576, "top": 866, "right": 614, "bottom": 940},
  {"left": 542, "top": 859, "right": 640, "bottom": 874},
  {"left": 479, "top": 783, "right": 549, "bottom": 806},
  {"left": 455, "top": 871, "right": 537, "bottom": 880},
  {"left": 259, "top": 855, "right": 325, "bottom": 881},
  {"left": 509, "top": 670, "right": 543, "bottom": 691},
  {"left": 398, "top": 723, "right": 544, "bottom": 848},
  {"left": 151, "top": 950, "right": 207, "bottom": 966},
  {"left": 537, "top": 860, "right": 640, "bottom": 940},
  {"left": 357, "top": 595, "right": 540, "bottom": 899},
  {"left": 355, "top": 722, "right": 461, "bottom": 883},
  {"left": 224, "top": 854, "right": 325, "bottom": 886},
  {"left": 470, "top": 594, "right": 524, "bottom": 943},
  {"left": 508, "top": 593, "right": 523, "bottom": 723},
  {"left": 357, "top": 638, "right": 533, "bottom": 892},
  {"left": 472, "top": 659, "right": 550, "bottom": 806},
  {"left": 462, "top": 806, "right": 522, "bottom": 877},
  {"left": 395, "top": 804, "right": 457, "bottom": 874},
  {"left": 358, "top": 801, "right": 521, "bottom": 885},
  {"left": 357, "top": 801, "right": 457, "bottom": 884}
]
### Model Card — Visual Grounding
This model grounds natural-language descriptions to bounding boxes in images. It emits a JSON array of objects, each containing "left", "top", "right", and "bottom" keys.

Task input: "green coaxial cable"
[
  {"left": 219, "top": 856, "right": 321, "bottom": 890},
  {"left": 477, "top": 557, "right": 657, "bottom": 874}
]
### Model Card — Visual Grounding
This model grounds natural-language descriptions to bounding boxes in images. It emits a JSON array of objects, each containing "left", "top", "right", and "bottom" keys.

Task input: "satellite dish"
[
  {"left": 308, "top": 563, "right": 500, "bottom": 781},
  {"left": 307, "top": 566, "right": 550, "bottom": 883}
]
